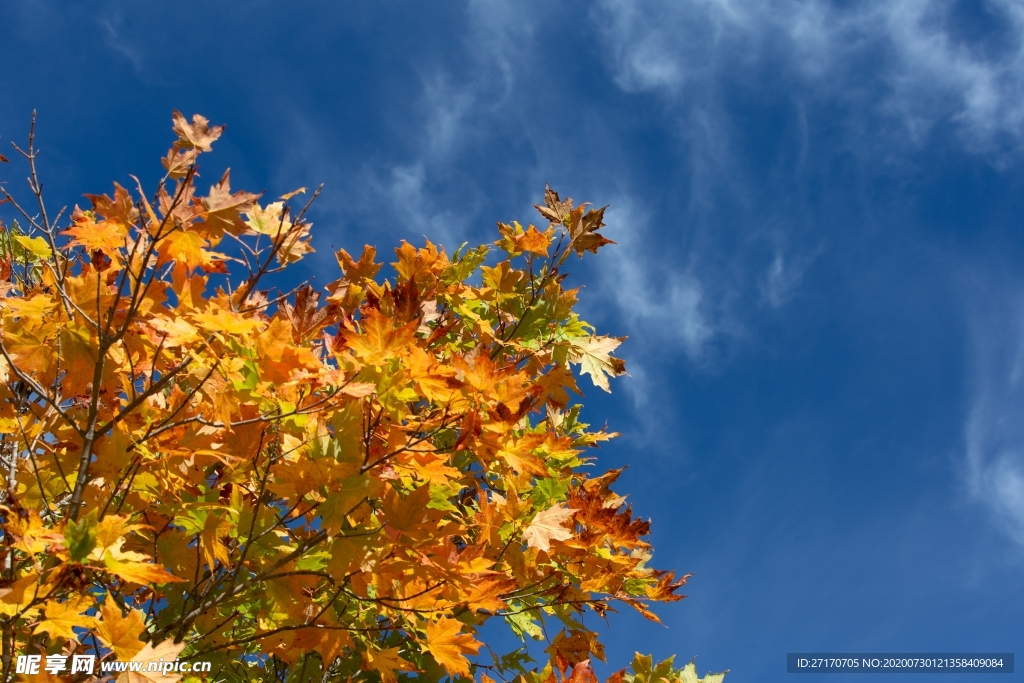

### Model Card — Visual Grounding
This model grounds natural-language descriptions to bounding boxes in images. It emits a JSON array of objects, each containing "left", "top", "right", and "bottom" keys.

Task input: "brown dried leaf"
[{"left": 171, "top": 110, "right": 224, "bottom": 152}]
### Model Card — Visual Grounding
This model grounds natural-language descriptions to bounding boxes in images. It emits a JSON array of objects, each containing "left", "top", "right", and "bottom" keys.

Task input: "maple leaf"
[
  {"left": 463, "top": 577, "right": 518, "bottom": 612},
  {"left": 105, "top": 551, "right": 185, "bottom": 584},
  {"left": 97, "top": 593, "right": 147, "bottom": 660},
  {"left": 117, "top": 639, "right": 187, "bottom": 683},
  {"left": 568, "top": 334, "right": 627, "bottom": 392},
  {"left": 156, "top": 229, "right": 217, "bottom": 270},
  {"left": 497, "top": 441, "right": 548, "bottom": 477},
  {"left": 624, "top": 655, "right": 727, "bottom": 683},
  {"left": 516, "top": 224, "right": 552, "bottom": 255},
  {"left": 343, "top": 309, "right": 418, "bottom": 364},
  {"left": 1, "top": 293, "right": 57, "bottom": 320},
  {"left": 572, "top": 231, "right": 615, "bottom": 256},
  {"left": 199, "top": 510, "right": 232, "bottom": 573},
  {"left": 276, "top": 220, "right": 315, "bottom": 264},
  {"left": 244, "top": 200, "right": 292, "bottom": 237},
  {"left": 171, "top": 110, "right": 223, "bottom": 152},
  {"left": 13, "top": 235, "right": 52, "bottom": 260},
  {"left": 88, "top": 182, "right": 138, "bottom": 224},
  {"left": 424, "top": 616, "right": 483, "bottom": 677},
  {"left": 364, "top": 647, "right": 418, "bottom": 683},
  {"left": 146, "top": 315, "right": 200, "bottom": 347},
  {"left": 680, "top": 659, "right": 728, "bottom": 683},
  {"left": 523, "top": 503, "right": 577, "bottom": 552},
  {"left": 64, "top": 211, "right": 129, "bottom": 256},
  {"left": 6, "top": 510, "right": 60, "bottom": 555},
  {"left": 201, "top": 169, "right": 261, "bottom": 237},
  {"left": 379, "top": 484, "right": 438, "bottom": 537},
  {"left": 566, "top": 660, "right": 599, "bottom": 683},
  {"left": 33, "top": 595, "right": 97, "bottom": 642},
  {"left": 335, "top": 245, "right": 382, "bottom": 281},
  {"left": 547, "top": 629, "right": 606, "bottom": 666},
  {"left": 162, "top": 145, "right": 197, "bottom": 177},
  {"left": 645, "top": 570, "right": 691, "bottom": 602},
  {"left": 537, "top": 363, "right": 583, "bottom": 408},
  {"left": 392, "top": 240, "right": 429, "bottom": 283},
  {"left": 281, "top": 284, "right": 338, "bottom": 343},
  {"left": 535, "top": 185, "right": 573, "bottom": 225},
  {"left": 567, "top": 205, "right": 613, "bottom": 256},
  {"left": 85, "top": 517, "right": 185, "bottom": 585},
  {"left": 192, "top": 306, "right": 261, "bottom": 336},
  {"left": 0, "top": 573, "right": 41, "bottom": 617}
]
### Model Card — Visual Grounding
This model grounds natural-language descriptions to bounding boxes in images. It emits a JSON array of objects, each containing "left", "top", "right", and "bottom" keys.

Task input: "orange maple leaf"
[{"left": 424, "top": 616, "right": 482, "bottom": 677}]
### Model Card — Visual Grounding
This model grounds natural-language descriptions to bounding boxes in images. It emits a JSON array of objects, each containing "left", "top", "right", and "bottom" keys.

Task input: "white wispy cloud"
[
  {"left": 599, "top": 199, "right": 716, "bottom": 362},
  {"left": 592, "top": 0, "right": 1024, "bottom": 152},
  {"left": 963, "top": 277, "right": 1024, "bottom": 546},
  {"left": 568, "top": 196, "right": 722, "bottom": 438},
  {"left": 277, "top": 0, "right": 813, "bottom": 377},
  {"left": 101, "top": 15, "right": 144, "bottom": 76},
  {"left": 373, "top": 162, "right": 473, "bottom": 249},
  {"left": 314, "top": 0, "right": 544, "bottom": 248},
  {"left": 272, "top": 73, "right": 488, "bottom": 253},
  {"left": 760, "top": 241, "right": 820, "bottom": 309},
  {"left": 463, "top": 0, "right": 538, "bottom": 103},
  {"left": 762, "top": 251, "right": 798, "bottom": 309}
]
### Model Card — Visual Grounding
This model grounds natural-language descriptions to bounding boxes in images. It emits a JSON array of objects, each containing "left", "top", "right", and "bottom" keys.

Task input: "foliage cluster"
[{"left": 0, "top": 113, "right": 725, "bottom": 683}]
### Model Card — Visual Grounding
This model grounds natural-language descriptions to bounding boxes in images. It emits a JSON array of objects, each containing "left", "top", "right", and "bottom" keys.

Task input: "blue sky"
[{"left": 3, "top": 1, "right": 1023, "bottom": 679}]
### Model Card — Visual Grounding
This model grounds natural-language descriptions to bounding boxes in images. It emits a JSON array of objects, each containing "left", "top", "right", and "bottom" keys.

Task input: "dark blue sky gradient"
[{"left": 4, "top": 1, "right": 1023, "bottom": 679}]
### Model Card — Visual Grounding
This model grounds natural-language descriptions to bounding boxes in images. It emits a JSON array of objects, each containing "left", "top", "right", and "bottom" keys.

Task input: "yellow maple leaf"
[
  {"left": 523, "top": 503, "right": 577, "bottom": 552},
  {"left": 6, "top": 510, "right": 61, "bottom": 556},
  {"left": 424, "top": 616, "right": 482, "bottom": 677},
  {"left": 404, "top": 345, "right": 460, "bottom": 404},
  {"left": 568, "top": 334, "right": 627, "bottom": 392},
  {"left": 335, "top": 244, "right": 382, "bottom": 282},
  {"left": 200, "top": 510, "right": 232, "bottom": 570},
  {"left": 191, "top": 305, "right": 261, "bottom": 337},
  {"left": 546, "top": 629, "right": 606, "bottom": 665},
  {"left": 290, "top": 627, "right": 352, "bottom": 666},
  {"left": 90, "top": 516, "right": 143, "bottom": 554},
  {"left": 276, "top": 221, "right": 314, "bottom": 264},
  {"left": 280, "top": 187, "right": 307, "bottom": 201},
  {"left": 0, "top": 572, "right": 40, "bottom": 618},
  {"left": 117, "top": 638, "right": 187, "bottom": 683},
  {"left": 88, "top": 517, "right": 185, "bottom": 585},
  {"left": 97, "top": 593, "right": 147, "bottom": 660},
  {"left": 13, "top": 234, "right": 53, "bottom": 260},
  {"left": 1, "top": 292, "right": 57, "bottom": 319},
  {"left": 146, "top": 316, "right": 200, "bottom": 347},
  {"left": 244, "top": 201, "right": 292, "bottom": 237},
  {"left": 497, "top": 443, "right": 549, "bottom": 477},
  {"left": 33, "top": 595, "right": 98, "bottom": 642},
  {"left": 104, "top": 551, "right": 186, "bottom": 585},
  {"left": 364, "top": 646, "right": 418, "bottom": 683}
]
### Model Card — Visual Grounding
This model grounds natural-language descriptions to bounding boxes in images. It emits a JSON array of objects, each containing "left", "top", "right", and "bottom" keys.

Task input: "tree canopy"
[{"left": 0, "top": 112, "right": 726, "bottom": 683}]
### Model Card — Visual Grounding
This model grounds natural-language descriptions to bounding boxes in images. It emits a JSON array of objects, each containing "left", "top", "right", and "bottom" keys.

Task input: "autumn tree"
[{"left": 0, "top": 112, "right": 726, "bottom": 683}]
